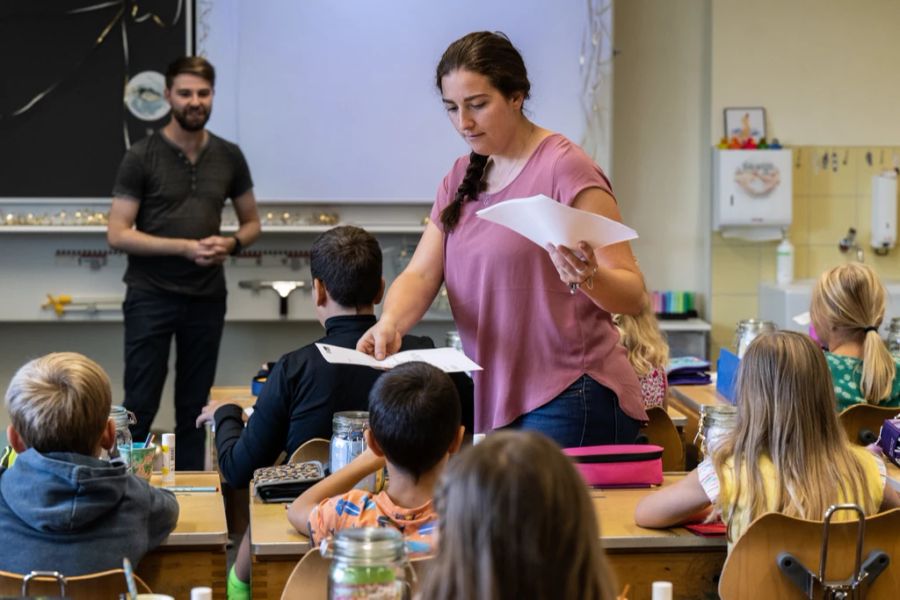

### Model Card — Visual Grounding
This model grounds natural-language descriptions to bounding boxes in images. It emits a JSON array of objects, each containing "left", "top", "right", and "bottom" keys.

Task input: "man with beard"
[{"left": 107, "top": 56, "right": 260, "bottom": 469}]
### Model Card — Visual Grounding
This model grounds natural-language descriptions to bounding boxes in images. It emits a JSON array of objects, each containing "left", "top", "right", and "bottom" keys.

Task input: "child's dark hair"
[
  {"left": 309, "top": 225, "right": 382, "bottom": 309},
  {"left": 165, "top": 56, "right": 215, "bottom": 88},
  {"left": 368, "top": 362, "right": 461, "bottom": 481}
]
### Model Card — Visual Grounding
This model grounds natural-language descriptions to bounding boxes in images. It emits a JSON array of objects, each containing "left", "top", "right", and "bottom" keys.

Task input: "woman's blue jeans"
[{"left": 505, "top": 375, "right": 640, "bottom": 448}]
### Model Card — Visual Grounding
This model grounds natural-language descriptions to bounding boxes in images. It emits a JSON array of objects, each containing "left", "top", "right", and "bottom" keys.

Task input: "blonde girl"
[
  {"left": 614, "top": 296, "right": 670, "bottom": 409},
  {"left": 635, "top": 331, "right": 899, "bottom": 546},
  {"left": 420, "top": 431, "right": 617, "bottom": 600},
  {"left": 810, "top": 262, "right": 900, "bottom": 410}
]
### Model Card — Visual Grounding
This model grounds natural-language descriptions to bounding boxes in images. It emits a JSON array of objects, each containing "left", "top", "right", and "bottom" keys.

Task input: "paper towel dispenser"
[
  {"left": 871, "top": 170, "right": 897, "bottom": 254},
  {"left": 713, "top": 149, "right": 793, "bottom": 236}
]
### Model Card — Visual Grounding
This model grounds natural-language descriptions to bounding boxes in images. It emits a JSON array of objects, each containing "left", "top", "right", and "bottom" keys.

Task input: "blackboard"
[{"left": 0, "top": 0, "right": 192, "bottom": 198}]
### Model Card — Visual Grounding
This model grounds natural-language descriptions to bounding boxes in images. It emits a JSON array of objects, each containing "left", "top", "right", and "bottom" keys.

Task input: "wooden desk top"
[
  {"left": 250, "top": 475, "right": 725, "bottom": 557},
  {"left": 209, "top": 386, "right": 256, "bottom": 409},
  {"left": 593, "top": 474, "right": 725, "bottom": 550},
  {"left": 666, "top": 406, "right": 688, "bottom": 428},
  {"left": 151, "top": 472, "right": 229, "bottom": 547},
  {"left": 669, "top": 384, "right": 730, "bottom": 413},
  {"left": 250, "top": 484, "right": 312, "bottom": 556}
]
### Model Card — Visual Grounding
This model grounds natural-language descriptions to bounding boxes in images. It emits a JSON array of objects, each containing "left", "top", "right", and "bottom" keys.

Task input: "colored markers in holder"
[{"left": 651, "top": 290, "right": 698, "bottom": 319}]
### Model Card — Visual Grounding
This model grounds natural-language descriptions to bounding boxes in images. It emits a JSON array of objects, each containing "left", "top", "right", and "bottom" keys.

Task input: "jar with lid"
[
  {"left": 107, "top": 405, "right": 136, "bottom": 467},
  {"left": 330, "top": 411, "right": 382, "bottom": 492},
  {"left": 733, "top": 319, "right": 776, "bottom": 358},
  {"left": 694, "top": 404, "right": 738, "bottom": 458},
  {"left": 888, "top": 318, "right": 900, "bottom": 355},
  {"left": 324, "top": 527, "right": 410, "bottom": 600},
  {"left": 445, "top": 330, "right": 462, "bottom": 352}
]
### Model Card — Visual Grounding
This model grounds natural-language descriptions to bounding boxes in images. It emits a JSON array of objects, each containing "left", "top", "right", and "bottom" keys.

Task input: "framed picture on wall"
[{"left": 724, "top": 107, "right": 766, "bottom": 141}]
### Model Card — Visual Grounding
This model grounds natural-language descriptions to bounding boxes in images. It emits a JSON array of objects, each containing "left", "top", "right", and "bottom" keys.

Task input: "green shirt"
[{"left": 824, "top": 351, "right": 900, "bottom": 412}]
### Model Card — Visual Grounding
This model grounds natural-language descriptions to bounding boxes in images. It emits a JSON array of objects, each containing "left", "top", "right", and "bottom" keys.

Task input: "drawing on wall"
[
  {"left": 124, "top": 71, "right": 170, "bottom": 121},
  {"left": 724, "top": 107, "right": 766, "bottom": 142}
]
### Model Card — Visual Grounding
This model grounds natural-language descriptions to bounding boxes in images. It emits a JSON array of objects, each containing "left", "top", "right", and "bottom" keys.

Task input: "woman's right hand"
[{"left": 357, "top": 318, "right": 403, "bottom": 360}]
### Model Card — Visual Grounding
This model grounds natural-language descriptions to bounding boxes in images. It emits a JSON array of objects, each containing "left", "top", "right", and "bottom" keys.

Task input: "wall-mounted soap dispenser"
[{"left": 871, "top": 170, "right": 897, "bottom": 255}]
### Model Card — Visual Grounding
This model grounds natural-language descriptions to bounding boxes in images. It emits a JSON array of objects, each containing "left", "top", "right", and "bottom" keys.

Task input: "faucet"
[{"left": 838, "top": 228, "right": 865, "bottom": 262}]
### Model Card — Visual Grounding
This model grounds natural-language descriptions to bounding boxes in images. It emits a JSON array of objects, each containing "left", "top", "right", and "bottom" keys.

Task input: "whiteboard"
[{"left": 202, "top": 0, "right": 598, "bottom": 203}]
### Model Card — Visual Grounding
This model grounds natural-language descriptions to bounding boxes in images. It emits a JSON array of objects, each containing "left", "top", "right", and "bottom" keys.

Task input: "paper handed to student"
[
  {"left": 315, "top": 344, "right": 482, "bottom": 373},
  {"left": 476, "top": 194, "right": 638, "bottom": 250}
]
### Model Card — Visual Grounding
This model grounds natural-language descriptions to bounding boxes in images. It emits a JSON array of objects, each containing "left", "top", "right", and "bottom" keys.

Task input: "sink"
[{"left": 759, "top": 280, "right": 900, "bottom": 335}]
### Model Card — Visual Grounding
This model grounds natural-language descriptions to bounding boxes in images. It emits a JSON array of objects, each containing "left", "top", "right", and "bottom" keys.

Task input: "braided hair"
[{"left": 436, "top": 32, "right": 531, "bottom": 232}]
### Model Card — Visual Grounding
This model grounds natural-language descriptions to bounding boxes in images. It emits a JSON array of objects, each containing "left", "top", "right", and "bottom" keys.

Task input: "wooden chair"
[
  {"left": 289, "top": 437, "right": 331, "bottom": 465},
  {"left": 0, "top": 568, "right": 151, "bottom": 599},
  {"left": 642, "top": 406, "right": 685, "bottom": 471},
  {"left": 839, "top": 404, "right": 899, "bottom": 446},
  {"left": 280, "top": 550, "right": 432, "bottom": 600},
  {"left": 719, "top": 507, "right": 900, "bottom": 599}
]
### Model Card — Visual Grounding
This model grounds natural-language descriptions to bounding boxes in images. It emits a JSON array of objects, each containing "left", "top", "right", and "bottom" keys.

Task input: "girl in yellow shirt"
[{"left": 635, "top": 331, "right": 900, "bottom": 546}]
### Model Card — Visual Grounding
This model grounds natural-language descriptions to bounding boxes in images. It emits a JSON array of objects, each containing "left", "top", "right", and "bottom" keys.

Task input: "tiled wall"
[{"left": 711, "top": 146, "right": 900, "bottom": 358}]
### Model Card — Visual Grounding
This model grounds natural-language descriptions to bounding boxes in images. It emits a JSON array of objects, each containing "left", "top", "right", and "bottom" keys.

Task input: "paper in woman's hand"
[
  {"left": 315, "top": 344, "right": 482, "bottom": 373},
  {"left": 475, "top": 194, "right": 638, "bottom": 249}
]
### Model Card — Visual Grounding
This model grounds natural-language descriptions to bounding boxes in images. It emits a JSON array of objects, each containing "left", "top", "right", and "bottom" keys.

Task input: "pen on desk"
[{"left": 167, "top": 486, "right": 218, "bottom": 493}]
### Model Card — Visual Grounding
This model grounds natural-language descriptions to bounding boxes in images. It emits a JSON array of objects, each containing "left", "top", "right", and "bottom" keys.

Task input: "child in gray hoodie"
[{"left": 0, "top": 352, "right": 178, "bottom": 575}]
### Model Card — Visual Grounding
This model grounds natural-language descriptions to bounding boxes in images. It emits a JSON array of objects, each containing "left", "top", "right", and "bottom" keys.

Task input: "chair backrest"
[
  {"left": 719, "top": 508, "right": 900, "bottom": 599},
  {"left": 0, "top": 568, "right": 151, "bottom": 599},
  {"left": 289, "top": 438, "right": 331, "bottom": 465},
  {"left": 839, "top": 404, "right": 899, "bottom": 445},
  {"left": 280, "top": 551, "right": 432, "bottom": 600},
  {"left": 643, "top": 406, "right": 685, "bottom": 471}
]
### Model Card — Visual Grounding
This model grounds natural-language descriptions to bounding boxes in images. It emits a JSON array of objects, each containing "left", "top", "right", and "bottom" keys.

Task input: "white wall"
[
  {"left": 712, "top": 0, "right": 900, "bottom": 145},
  {"left": 612, "top": 0, "right": 712, "bottom": 305}
]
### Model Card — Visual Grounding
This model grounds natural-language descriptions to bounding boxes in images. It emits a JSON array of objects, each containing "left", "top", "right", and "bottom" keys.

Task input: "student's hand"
[
  {"left": 357, "top": 319, "right": 403, "bottom": 361},
  {"left": 195, "top": 401, "right": 244, "bottom": 428}
]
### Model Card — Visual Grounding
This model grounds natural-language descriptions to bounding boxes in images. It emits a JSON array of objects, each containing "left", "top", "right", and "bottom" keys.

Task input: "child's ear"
[
  {"left": 448, "top": 426, "right": 466, "bottom": 454},
  {"left": 365, "top": 429, "right": 385, "bottom": 457},
  {"left": 313, "top": 278, "right": 328, "bottom": 307},
  {"left": 373, "top": 278, "right": 385, "bottom": 306},
  {"left": 7, "top": 425, "right": 27, "bottom": 453},
  {"left": 99, "top": 419, "right": 117, "bottom": 452}
]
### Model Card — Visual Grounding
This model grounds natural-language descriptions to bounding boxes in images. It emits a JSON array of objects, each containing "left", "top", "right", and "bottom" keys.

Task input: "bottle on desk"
[
  {"left": 652, "top": 581, "right": 673, "bottom": 600},
  {"left": 161, "top": 433, "right": 176, "bottom": 486}
]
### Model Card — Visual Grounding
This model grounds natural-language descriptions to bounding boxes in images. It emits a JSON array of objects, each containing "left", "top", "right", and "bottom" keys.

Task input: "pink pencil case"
[{"left": 564, "top": 444, "right": 664, "bottom": 487}]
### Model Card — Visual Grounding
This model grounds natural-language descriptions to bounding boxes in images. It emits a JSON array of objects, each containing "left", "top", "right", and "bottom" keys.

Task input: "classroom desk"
[
  {"left": 209, "top": 386, "right": 257, "bottom": 409},
  {"left": 248, "top": 475, "right": 726, "bottom": 600},
  {"left": 138, "top": 472, "right": 229, "bottom": 600}
]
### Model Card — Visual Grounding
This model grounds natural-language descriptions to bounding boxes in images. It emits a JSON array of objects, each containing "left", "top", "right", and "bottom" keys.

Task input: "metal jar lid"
[
  {"left": 332, "top": 411, "right": 369, "bottom": 435},
  {"left": 330, "top": 527, "right": 406, "bottom": 565}
]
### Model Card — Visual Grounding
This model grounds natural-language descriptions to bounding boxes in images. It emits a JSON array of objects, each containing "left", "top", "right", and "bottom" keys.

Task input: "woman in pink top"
[{"left": 358, "top": 31, "right": 647, "bottom": 447}]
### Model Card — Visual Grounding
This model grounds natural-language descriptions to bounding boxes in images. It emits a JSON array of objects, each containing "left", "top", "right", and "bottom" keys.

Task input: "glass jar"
[
  {"left": 888, "top": 318, "right": 900, "bottom": 355},
  {"left": 330, "top": 412, "right": 382, "bottom": 492},
  {"left": 325, "top": 528, "right": 410, "bottom": 600},
  {"left": 445, "top": 331, "right": 462, "bottom": 352},
  {"left": 109, "top": 405, "right": 136, "bottom": 467},
  {"left": 695, "top": 404, "right": 738, "bottom": 458},
  {"left": 733, "top": 319, "right": 777, "bottom": 358}
]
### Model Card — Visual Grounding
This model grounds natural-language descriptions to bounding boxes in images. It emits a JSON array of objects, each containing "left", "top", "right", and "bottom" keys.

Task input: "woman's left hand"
[{"left": 546, "top": 241, "right": 598, "bottom": 292}]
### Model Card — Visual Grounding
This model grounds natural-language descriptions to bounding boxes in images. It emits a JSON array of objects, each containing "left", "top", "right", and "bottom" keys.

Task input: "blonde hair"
[
  {"left": 810, "top": 262, "right": 894, "bottom": 404},
  {"left": 5, "top": 352, "right": 111, "bottom": 456},
  {"left": 614, "top": 300, "right": 669, "bottom": 377},
  {"left": 420, "top": 431, "right": 617, "bottom": 600},
  {"left": 713, "top": 332, "right": 876, "bottom": 540}
]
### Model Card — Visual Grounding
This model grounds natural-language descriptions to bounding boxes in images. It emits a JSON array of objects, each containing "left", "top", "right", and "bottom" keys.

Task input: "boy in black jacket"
[{"left": 195, "top": 225, "right": 472, "bottom": 599}]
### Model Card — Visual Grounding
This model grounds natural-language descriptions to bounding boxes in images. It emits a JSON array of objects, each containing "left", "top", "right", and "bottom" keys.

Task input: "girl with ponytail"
[
  {"left": 358, "top": 32, "right": 647, "bottom": 447},
  {"left": 810, "top": 262, "right": 900, "bottom": 410}
]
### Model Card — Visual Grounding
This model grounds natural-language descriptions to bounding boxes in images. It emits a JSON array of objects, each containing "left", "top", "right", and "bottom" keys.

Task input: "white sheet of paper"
[
  {"left": 475, "top": 194, "right": 638, "bottom": 249},
  {"left": 792, "top": 311, "right": 811, "bottom": 326},
  {"left": 315, "top": 343, "right": 482, "bottom": 373}
]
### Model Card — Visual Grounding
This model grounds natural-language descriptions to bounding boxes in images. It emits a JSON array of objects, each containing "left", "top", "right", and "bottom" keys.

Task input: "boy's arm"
[
  {"left": 634, "top": 469, "right": 712, "bottom": 528},
  {"left": 146, "top": 487, "right": 180, "bottom": 548},
  {"left": 287, "top": 448, "right": 385, "bottom": 533}
]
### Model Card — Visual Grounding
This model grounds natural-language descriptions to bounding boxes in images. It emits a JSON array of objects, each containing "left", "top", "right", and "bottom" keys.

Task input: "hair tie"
[{"left": 864, "top": 326, "right": 878, "bottom": 333}]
